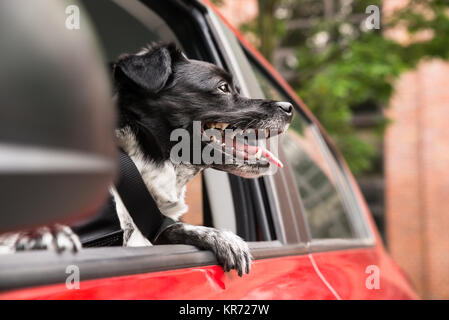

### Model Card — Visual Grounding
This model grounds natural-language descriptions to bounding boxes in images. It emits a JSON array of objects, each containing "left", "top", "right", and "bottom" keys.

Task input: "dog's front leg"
[{"left": 155, "top": 223, "right": 252, "bottom": 276}]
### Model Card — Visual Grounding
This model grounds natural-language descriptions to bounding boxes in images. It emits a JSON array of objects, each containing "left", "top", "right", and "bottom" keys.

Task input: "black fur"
[{"left": 113, "top": 42, "right": 293, "bottom": 170}]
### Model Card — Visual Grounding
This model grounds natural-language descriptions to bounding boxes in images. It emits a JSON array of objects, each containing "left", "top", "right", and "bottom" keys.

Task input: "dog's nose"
[{"left": 276, "top": 102, "right": 293, "bottom": 116}]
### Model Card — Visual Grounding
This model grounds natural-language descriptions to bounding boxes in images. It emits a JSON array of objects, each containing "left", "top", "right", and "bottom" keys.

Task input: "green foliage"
[
  {"left": 241, "top": 0, "right": 449, "bottom": 175},
  {"left": 210, "top": 0, "right": 224, "bottom": 6},
  {"left": 296, "top": 31, "right": 407, "bottom": 174}
]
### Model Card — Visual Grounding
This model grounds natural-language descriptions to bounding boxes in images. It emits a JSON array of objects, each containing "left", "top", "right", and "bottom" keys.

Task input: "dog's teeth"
[
  {"left": 216, "top": 122, "right": 229, "bottom": 130},
  {"left": 213, "top": 122, "right": 229, "bottom": 130}
]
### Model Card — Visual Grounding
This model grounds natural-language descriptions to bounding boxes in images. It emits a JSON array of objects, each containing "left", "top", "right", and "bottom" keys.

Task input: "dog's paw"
[
  {"left": 157, "top": 223, "right": 252, "bottom": 276},
  {"left": 0, "top": 224, "right": 81, "bottom": 254},
  {"left": 205, "top": 229, "right": 252, "bottom": 277}
]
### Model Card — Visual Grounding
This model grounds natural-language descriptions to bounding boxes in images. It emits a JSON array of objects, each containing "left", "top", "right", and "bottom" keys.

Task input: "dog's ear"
[{"left": 114, "top": 43, "right": 183, "bottom": 93}]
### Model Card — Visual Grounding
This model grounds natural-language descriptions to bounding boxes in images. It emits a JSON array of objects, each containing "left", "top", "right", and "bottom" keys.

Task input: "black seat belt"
[{"left": 116, "top": 149, "right": 176, "bottom": 243}]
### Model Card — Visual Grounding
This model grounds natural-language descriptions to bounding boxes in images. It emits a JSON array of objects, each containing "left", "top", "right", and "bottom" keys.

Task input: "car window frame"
[
  {"left": 237, "top": 37, "right": 376, "bottom": 250},
  {"left": 205, "top": 9, "right": 303, "bottom": 246}
]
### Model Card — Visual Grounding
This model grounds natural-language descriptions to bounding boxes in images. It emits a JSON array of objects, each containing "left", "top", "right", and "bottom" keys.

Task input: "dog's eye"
[{"left": 218, "top": 83, "right": 230, "bottom": 93}]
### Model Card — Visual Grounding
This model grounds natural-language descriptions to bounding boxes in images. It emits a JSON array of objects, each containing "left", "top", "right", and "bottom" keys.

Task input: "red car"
[{"left": 0, "top": 0, "right": 417, "bottom": 300}]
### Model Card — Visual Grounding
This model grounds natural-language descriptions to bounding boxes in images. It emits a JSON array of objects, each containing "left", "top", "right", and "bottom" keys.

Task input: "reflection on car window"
[
  {"left": 250, "top": 60, "right": 355, "bottom": 239},
  {"left": 283, "top": 123, "right": 353, "bottom": 238}
]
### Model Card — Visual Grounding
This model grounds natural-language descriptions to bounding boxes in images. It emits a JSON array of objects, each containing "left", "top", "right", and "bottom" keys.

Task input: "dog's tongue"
[{"left": 242, "top": 144, "right": 283, "bottom": 168}]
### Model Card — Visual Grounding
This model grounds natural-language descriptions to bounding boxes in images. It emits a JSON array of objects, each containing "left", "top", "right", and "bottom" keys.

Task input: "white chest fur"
[{"left": 113, "top": 127, "right": 199, "bottom": 246}]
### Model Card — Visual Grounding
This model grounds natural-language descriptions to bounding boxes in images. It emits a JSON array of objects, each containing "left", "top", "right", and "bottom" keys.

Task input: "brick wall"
[
  {"left": 385, "top": 60, "right": 449, "bottom": 299},
  {"left": 384, "top": 0, "right": 449, "bottom": 300},
  {"left": 213, "top": 0, "right": 258, "bottom": 27}
]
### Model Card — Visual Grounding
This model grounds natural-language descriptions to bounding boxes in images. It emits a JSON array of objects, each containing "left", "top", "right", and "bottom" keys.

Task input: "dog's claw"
[
  {"left": 0, "top": 224, "right": 81, "bottom": 254},
  {"left": 157, "top": 223, "right": 253, "bottom": 276}
]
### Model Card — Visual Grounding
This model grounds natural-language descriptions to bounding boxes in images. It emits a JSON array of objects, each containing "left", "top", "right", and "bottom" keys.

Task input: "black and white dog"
[{"left": 0, "top": 43, "right": 293, "bottom": 276}]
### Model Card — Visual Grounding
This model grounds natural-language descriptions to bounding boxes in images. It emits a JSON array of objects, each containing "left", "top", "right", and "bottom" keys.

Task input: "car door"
[
  {"left": 234, "top": 20, "right": 418, "bottom": 299},
  {"left": 0, "top": 0, "right": 339, "bottom": 300}
]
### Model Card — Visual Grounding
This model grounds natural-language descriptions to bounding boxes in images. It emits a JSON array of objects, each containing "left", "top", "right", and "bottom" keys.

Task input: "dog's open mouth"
[{"left": 200, "top": 122, "right": 284, "bottom": 168}]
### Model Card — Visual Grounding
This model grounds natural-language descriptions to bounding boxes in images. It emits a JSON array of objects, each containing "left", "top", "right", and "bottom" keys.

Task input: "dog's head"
[{"left": 113, "top": 43, "right": 293, "bottom": 178}]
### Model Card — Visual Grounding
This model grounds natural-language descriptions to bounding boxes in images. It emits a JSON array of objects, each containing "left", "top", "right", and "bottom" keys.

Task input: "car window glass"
[{"left": 250, "top": 60, "right": 357, "bottom": 239}]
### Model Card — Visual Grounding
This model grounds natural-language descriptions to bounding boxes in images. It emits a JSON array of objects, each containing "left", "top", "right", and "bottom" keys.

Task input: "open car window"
[
  {"left": 0, "top": 1, "right": 252, "bottom": 290},
  {"left": 78, "top": 0, "right": 265, "bottom": 242}
]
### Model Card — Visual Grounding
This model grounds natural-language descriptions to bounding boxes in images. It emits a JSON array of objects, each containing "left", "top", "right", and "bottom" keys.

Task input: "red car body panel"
[
  {"left": 0, "top": 0, "right": 418, "bottom": 300},
  {"left": 0, "top": 247, "right": 417, "bottom": 300},
  {"left": 311, "top": 248, "right": 418, "bottom": 300},
  {"left": 0, "top": 255, "right": 336, "bottom": 300}
]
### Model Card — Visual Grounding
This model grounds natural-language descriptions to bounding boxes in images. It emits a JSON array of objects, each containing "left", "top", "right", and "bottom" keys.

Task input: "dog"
[{"left": 0, "top": 43, "right": 293, "bottom": 276}]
